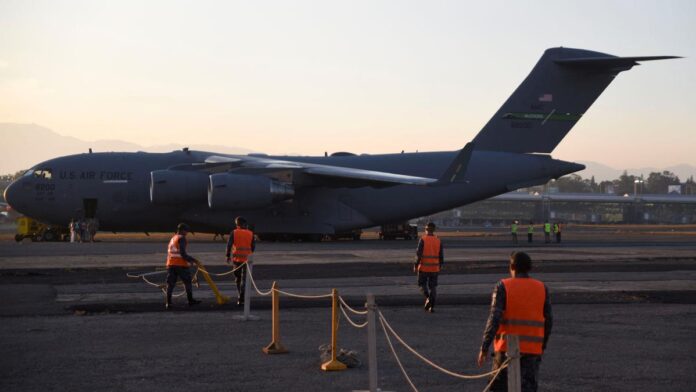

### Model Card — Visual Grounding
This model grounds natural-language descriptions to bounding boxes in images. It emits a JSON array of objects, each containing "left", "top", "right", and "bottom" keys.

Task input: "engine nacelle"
[
  {"left": 150, "top": 170, "right": 208, "bottom": 205},
  {"left": 208, "top": 173, "right": 294, "bottom": 210}
]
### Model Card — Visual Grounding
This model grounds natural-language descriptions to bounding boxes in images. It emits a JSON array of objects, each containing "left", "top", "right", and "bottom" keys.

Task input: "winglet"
[{"left": 433, "top": 143, "right": 475, "bottom": 185}]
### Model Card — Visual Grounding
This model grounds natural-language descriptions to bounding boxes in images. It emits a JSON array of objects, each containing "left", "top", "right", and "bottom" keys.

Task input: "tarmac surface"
[{"left": 1, "top": 227, "right": 695, "bottom": 391}]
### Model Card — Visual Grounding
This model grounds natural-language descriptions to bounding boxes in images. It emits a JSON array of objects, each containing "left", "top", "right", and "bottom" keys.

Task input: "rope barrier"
[
  {"left": 126, "top": 270, "right": 167, "bottom": 278},
  {"left": 203, "top": 262, "right": 247, "bottom": 277},
  {"left": 379, "top": 315, "right": 420, "bottom": 392},
  {"left": 481, "top": 359, "right": 511, "bottom": 392},
  {"left": 378, "top": 310, "right": 510, "bottom": 380},
  {"left": 273, "top": 288, "right": 334, "bottom": 299},
  {"left": 338, "top": 295, "right": 368, "bottom": 315},
  {"left": 127, "top": 266, "right": 200, "bottom": 298},
  {"left": 245, "top": 267, "right": 273, "bottom": 296},
  {"left": 339, "top": 303, "right": 368, "bottom": 328}
]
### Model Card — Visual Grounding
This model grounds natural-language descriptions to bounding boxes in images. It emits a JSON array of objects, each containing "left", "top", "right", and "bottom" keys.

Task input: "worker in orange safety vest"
[
  {"left": 225, "top": 216, "right": 256, "bottom": 305},
  {"left": 477, "top": 251, "right": 553, "bottom": 392},
  {"left": 413, "top": 222, "right": 444, "bottom": 313},
  {"left": 165, "top": 223, "right": 202, "bottom": 310}
]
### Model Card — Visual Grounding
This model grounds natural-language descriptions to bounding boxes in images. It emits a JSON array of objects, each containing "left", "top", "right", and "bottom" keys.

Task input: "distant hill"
[
  {"left": 578, "top": 161, "right": 696, "bottom": 182},
  {"left": 0, "top": 123, "right": 255, "bottom": 174}
]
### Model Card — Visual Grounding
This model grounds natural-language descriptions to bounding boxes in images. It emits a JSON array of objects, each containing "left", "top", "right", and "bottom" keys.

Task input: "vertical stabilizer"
[{"left": 471, "top": 47, "right": 678, "bottom": 153}]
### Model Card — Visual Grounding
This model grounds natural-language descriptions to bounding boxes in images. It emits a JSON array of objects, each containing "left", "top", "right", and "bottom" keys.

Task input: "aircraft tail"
[{"left": 471, "top": 47, "right": 679, "bottom": 153}]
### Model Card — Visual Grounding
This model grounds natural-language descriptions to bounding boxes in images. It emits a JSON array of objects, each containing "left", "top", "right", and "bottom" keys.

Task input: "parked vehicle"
[
  {"left": 15, "top": 216, "right": 68, "bottom": 242},
  {"left": 328, "top": 229, "right": 362, "bottom": 241},
  {"left": 379, "top": 223, "right": 418, "bottom": 240}
]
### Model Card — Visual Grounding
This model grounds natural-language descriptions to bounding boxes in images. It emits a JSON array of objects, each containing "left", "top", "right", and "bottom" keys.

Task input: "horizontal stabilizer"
[{"left": 556, "top": 56, "right": 681, "bottom": 70}]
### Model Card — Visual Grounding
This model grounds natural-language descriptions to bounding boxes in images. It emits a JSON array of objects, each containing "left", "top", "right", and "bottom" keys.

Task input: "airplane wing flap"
[
  {"left": 304, "top": 166, "right": 437, "bottom": 186},
  {"left": 185, "top": 154, "right": 436, "bottom": 187}
]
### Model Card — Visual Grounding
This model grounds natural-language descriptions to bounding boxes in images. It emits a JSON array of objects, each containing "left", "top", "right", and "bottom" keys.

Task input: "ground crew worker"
[
  {"left": 414, "top": 222, "right": 443, "bottom": 313},
  {"left": 543, "top": 220, "right": 551, "bottom": 243},
  {"left": 225, "top": 216, "right": 256, "bottom": 306},
  {"left": 477, "top": 251, "right": 553, "bottom": 392},
  {"left": 527, "top": 221, "right": 534, "bottom": 243},
  {"left": 69, "top": 219, "right": 77, "bottom": 243},
  {"left": 553, "top": 222, "right": 561, "bottom": 243},
  {"left": 511, "top": 220, "right": 518, "bottom": 244},
  {"left": 165, "top": 223, "right": 202, "bottom": 310}
]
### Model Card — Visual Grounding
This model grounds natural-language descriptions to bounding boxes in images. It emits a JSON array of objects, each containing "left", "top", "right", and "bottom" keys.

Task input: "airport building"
[{"left": 425, "top": 192, "right": 696, "bottom": 226}]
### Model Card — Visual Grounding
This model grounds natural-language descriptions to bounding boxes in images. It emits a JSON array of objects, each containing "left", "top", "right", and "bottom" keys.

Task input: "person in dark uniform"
[
  {"left": 225, "top": 216, "right": 256, "bottom": 305},
  {"left": 165, "top": 223, "right": 202, "bottom": 310},
  {"left": 477, "top": 251, "right": 552, "bottom": 391},
  {"left": 511, "top": 220, "right": 519, "bottom": 244},
  {"left": 527, "top": 221, "right": 534, "bottom": 243},
  {"left": 543, "top": 221, "right": 551, "bottom": 243},
  {"left": 414, "top": 222, "right": 444, "bottom": 313}
]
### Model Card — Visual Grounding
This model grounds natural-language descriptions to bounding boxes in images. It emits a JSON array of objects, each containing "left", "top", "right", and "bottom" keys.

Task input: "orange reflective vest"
[
  {"left": 418, "top": 235, "right": 441, "bottom": 273},
  {"left": 494, "top": 277, "right": 546, "bottom": 355},
  {"left": 166, "top": 234, "right": 189, "bottom": 267},
  {"left": 232, "top": 228, "right": 254, "bottom": 263}
]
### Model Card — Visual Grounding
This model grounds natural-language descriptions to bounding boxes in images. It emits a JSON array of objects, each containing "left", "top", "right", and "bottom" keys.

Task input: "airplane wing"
[{"left": 200, "top": 155, "right": 437, "bottom": 187}]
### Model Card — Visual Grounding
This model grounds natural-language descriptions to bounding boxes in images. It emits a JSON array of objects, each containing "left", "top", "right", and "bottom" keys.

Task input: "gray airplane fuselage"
[
  {"left": 4, "top": 149, "right": 581, "bottom": 234},
  {"left": 5, "top": 47, "right": 676, "bottom": 233}
]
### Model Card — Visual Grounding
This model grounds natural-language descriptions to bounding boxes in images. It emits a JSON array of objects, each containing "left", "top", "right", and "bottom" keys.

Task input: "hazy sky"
[{"left": 1, "top": 0, "right": 694, "bottom": 168}]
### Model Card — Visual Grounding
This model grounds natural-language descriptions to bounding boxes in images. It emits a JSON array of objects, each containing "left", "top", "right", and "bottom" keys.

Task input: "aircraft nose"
[{"left": 4, "top": 180, "right": 21, "bottom": 210}]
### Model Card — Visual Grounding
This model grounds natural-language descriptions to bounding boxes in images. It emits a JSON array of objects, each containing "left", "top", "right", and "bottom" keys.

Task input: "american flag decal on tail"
[{"left": 538, "top": 93, "right": 553, "bottom": 102}]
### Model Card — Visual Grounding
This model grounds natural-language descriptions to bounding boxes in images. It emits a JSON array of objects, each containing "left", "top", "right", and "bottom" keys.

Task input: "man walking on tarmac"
[
  {"left": 511, "top": 220, "right": 519, "bottom": 244},
  {"left": 543, "top": 220, "right": 551, "bottom": 243},
  {"left": 477, "top": 251, "right": 552, "bottom": 392},
  {"left": 554, "top": 222, "right": 562, "bottom": 243},
  {"left": 165, "top": 223, "right": 202, "bottom": 310},
  {"left": 414, "top": 222, "right": 443, "bottom": 313},
  {"left": 527, "top": 221, "right": 534, "bottom": 243},
  {"left": 226, "top": 216, "right": 256, "bottom": 306}
]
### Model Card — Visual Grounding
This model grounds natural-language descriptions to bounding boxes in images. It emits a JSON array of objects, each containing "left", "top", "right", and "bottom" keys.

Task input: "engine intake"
[
  {"left": 208, "top": 173, "right": 294, "bottom": 210},
  {"left": 150, "top": 170, "right": 208, "bottom": 205}
]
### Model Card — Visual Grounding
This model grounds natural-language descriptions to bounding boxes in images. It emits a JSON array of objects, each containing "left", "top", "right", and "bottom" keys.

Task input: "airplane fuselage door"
[{"left": 83, "top": 198, "right": 98, "bottom": 219}]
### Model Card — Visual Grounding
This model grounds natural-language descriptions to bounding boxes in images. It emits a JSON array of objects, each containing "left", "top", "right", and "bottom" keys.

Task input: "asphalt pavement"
[{"left": 1, "top": 232, "right": 695, "bottom": 391}]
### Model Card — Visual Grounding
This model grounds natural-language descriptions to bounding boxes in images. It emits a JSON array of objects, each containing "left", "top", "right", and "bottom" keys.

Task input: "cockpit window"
[{"left": 29, "top": 169, "right": 53, "bottom": 180}]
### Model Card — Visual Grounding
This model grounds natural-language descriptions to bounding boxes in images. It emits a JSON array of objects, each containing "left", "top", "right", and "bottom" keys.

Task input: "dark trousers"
[
  {"left": 489, "top": 351, "right": 541, "bottom": 392},
  {"left": 555, "top": 232, "right": 561, "bottom": 243},
  {"left": 417, "top": 271, "right": 438, "bottom": 307},
  {"left": 166, "top": 266, "right": 194, "bottom": 304},
  {"left": 544, "top": 232, "right": 550, "bottom": 243},
  {"left": 527, "top": 233, "right": 533, "bottom": 243},
  {"left": 511, "top": 233, "right": 518, "bottom": 244},
  {"left": 233, "top": 262, "right": 248, "bottom": 300}
]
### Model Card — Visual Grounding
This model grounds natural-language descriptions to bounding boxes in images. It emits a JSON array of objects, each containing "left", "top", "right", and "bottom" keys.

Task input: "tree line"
[{"left": 540, "top": 171, "right": 696, "bottom": 195}]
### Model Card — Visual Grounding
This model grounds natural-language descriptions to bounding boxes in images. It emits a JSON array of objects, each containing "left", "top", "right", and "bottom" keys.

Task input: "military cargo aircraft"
[{"left": 4, "top": 47, "right": 678, "bottom": 239}]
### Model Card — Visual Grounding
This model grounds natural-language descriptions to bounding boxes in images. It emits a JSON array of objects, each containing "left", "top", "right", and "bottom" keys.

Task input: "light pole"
[{"left": 633, "top": 179, "right": 644, "bottom": 197}]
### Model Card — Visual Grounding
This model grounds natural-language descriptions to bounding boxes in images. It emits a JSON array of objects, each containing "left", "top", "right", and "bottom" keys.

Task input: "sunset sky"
[{"left": 1, "top": 0, "right": 694, "bottom": 168}]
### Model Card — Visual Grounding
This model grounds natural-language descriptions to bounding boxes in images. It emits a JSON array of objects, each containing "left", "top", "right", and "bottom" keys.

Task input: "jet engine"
[
  {"left": 208, "top": 173, "right": 294, "bottom": 210},
  {"left": 150, "top": 170, "right": 208, "bottom": 204}
]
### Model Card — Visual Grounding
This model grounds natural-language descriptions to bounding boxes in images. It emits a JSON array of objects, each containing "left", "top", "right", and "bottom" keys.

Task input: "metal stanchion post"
[
  {"left": 263, "top": 281, "right": 288, "bottom": 354},
  {"left": 366, "top": 294, "right": 378, "bottom": 392},
  {"left": 507, "top": 335, "right": 521, "bottom": 392},
  {"left": 354, "top": 294, "right": 391, "bottom": 392},
  {"left": 321, "top": 288, "right": 347, "bottom": 371},
  {"left": 233, "top": 257, "right": 259, "bottom": 321}
]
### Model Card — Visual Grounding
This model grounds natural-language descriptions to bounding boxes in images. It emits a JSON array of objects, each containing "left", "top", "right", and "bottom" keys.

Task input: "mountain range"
[{"left": 1, "top": 123, "right": 694, "bottom": 181}]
